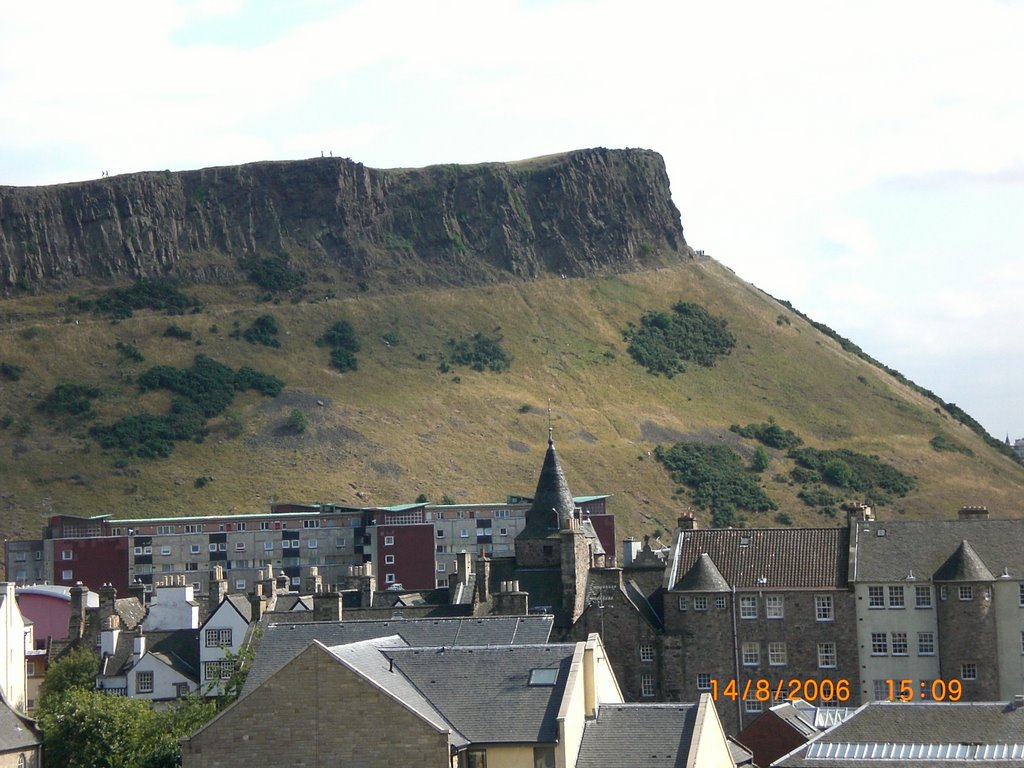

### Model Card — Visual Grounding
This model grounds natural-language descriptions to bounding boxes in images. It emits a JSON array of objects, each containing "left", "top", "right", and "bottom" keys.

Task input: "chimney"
[
  {"left": 99, "top": 583, "right": 117, "bottom": 622},
  {"left": 275, "top": 571, "right": 289, "bottom": 593},
  {"left": 493, "top": 580, "right": 529, "bottom": 615},
  {"left": 249, "top": 583, "right": 266, "bottom": 622},
  {"left": 455, "top": 551, "right": 473, "bottom": 586},
  {"left": 128, "top": 579, "right": 146, "bottom": 605},
  {"left": 68, "top": 582, "right": 88, "bottom": 640},
  {"left": 132, "top": 630, "right": 146, "bottom": 663},
  {"left": 622, "top": 537, "right": 641, "bottom": 567},
  {"left": 313, "top": 591, "right": 343, "bottom": 621},
  {"left": 100, "top": 614, "right": 121, "bottom": 657},
  {"left": 959, "top": 505, "right": 990, "bottom": 520},
  {"left": 304, "top": 566, "right": 323, "bottom": 595},
  {"left": 475, "top": 555, "right": 491, "bottom": 603},
  {"left": 209, "top": 566, "right": 228, "bottom": 613},
  {"left": 360, "top": 563, "right": 375, "bottom": 608},
  {"left": 678, "top": 511, "right": 696, "bottom": 531}
]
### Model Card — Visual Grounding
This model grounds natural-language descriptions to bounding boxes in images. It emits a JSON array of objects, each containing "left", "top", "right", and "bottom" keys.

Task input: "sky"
[{"left": 2, "top": 0, "right": 1022, "bottom": 440}]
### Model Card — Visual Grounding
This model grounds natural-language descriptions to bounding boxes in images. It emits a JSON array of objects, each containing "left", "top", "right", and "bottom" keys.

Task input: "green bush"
[
  {"left": 68, "top": 278, "right": 202, "bottom": 319},
  {"left": 242, "top": 315, "right": 281, "bottom": 347},
  {"left": 317, "top": 320, "right": 361, "bottom": 372},
  {"left": 624, "top": 301, "right": 735, "bottom": 376},
  {"left": 655, "top": 441, "right": 777, "bottom": 527},
  {"left": 163, "top": 324, "right": 192, "bottom": 340},
  {"left": 443, "top": 332, "right": 510, "bottom": 372},
  {"left": 115, "top": 342, "right": 144, "bottom": 362},
  {"left": 0, "top": 362, "right": 25, "bottom": 381},
  {"left": 730, "top": 419, "right": 803, "bottom": 450},
  {"left": 287, "top": 408, "right": 309, "bottom": 434},
  {"left": 788, "top": 446, "right": 916, "bottom": 503},
  {"left": 797, "top": 486, "right": 839, "bottom": 508},
  {"left": 930, "top": 435, "right": 974, "bottom": 456},
  {"left": 751, "top": 446, "right": 770, "bottom": 472},
  {"left": 37, "top": 383, "right": 100, "bottom": 417},
  {"left": 244, "top": 254, "right": 306, "bottom": 291}
]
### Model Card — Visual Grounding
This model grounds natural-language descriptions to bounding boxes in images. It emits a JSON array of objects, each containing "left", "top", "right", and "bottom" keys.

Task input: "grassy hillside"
[{"left": 2, "top": 260, "right": 1022, "bottom": 543}]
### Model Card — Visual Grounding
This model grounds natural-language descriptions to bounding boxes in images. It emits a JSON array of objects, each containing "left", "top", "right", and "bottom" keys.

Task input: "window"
[
  {"left": 529, "top": 669, "right": 558, "bottom": 685},
  {"left": 384, "top": 535, "right": 395, "bottom": 546},
  {"left": 61, "top": 550, "right": 73, "bottom": 561},
  {"left": 744, "top": 695, "right": 764, "bottom": 714},
  {"left": 495, "top": 509, "right": 509, "bottom": 519},
  {"left": 940, "top": 585, "right": 948, "bottom": 600},
  {"left": 766, "top": 595, "right": 784, "bottom": 619},
  {"left": 873, "top": 679, "right": 889, "bottom": 701},
  {"left": 815, "top": 594, "right": 833, "bottom": 621},
  {"left": 134, "top": 546, "right": 143, "bottom": 556},
  {"left": 436, "top": 530, "right": 445, "bottom": 538},
  {"left": 136, "top": 671, "right": 154, "bottom": 694},
  {"left": 466, "top": 749, "right": 487, "bottom": 768},
  {"left": 696, "top": 673, "right": 712, "bottom": 691},
  {"left": 715, "top": 595, "right": 727, "bottom": 609},
  {"left": 307, "top": 539, "right": 318, "bottom": 549},
  {"left": 533, "top": 746, "right": 556, "bottom": 768},
  {"left": 209, "top": 543, "right": 218, "bottom": 552},
  {"left": 157, "top": 525, "right": 175, "bottom": 535},
  {"left": 62, "top": 570, "right": 73, "bottom": 580},
  {"left": 205, "top": 660, "right": 235, "bottom": 680},
  {"left": 1020, "top": 631, "right": 1024, "bottom": 655},
  {"left": 384, "top": 554, "right": 395, "bottom": 565},
  {"left": 915, "top": 585, "right": 932, "bottom": 608},
  {"left": 961, "top": 663, "right": 977, "bottom": 680},
  {"left": 460, "top": 529, "right": 470, "bottom": 538},
  {"left": 218, "top": 542, "right": 227, "bottom": 551},
  {"left": 263, "top": 541, "right": 273, "bottom": 551},
  {"left": 236, "top": 523, "right": 246, "bottom": 532},
  {"left": 235, "top": 542, "right": 245, "bottom": 552},
  {"left": 739, "top": 595, "right": 757, "bottom": 619},
  {"left": 205, "top": 628, "right": 232, "bottom": 647},
  {"left": 888, "top": 586, "right": 904, "bottom": 608},
  {"left": 303, "top": 519, "right": 320, "bottom": 529},
  {"left": 260, "top": 521, "right": 270, "bottom": 531},
  {"left": 871, "top": 632, "right": 888, "bottom": 656},
  {"left": 640, "top": 644, "right": 655, "bottom": 662},
  {"left": 25, "top": 662, "right": 35, "bottom": 676},
  {"left": 891, "top": 632, "right": 908, "bottom": 656},
  {"left": 185, "top": 524, "right": 202, "bottom": 534},
  {"left": 818, "top": 643, "right": 836, "bottom": 668},
  {"left": 13, "top": 553, "right": 25, "bottom": 563},
  {"left": 741, "top": 642, "right": 760, "bottom": 666},
  {"left": 498, "top": 528, "right": 508, "bottom": 536},
  {"left": 186, "top": 563, "right": 198, "bottom": 571},
  {"left": 958, "top": 585, "right": 973, "bottom": 601},
  {"left": 678, "top": 596, "right": 688, "bottom": 612},
  {"left": 175, "top": 682, "right": 190, "bottom": 698},
  {"left": 641, "top": 673, "right": 656, "bottom": 697},
  {"left": 921, "top": 630, "right": 937, "bottom": 655},
  {"left": 144, "top": 546, "right": 152, "bottom": 554},
  {"left": 385, "top": 573, "right": 396, "bottom": 584},
  {"left": 868, "top": 586, "right": 884, "bottom": 608},
  {"left": 437, "top": 563, "right": 446, "bottom": 572},
  {"left": 235, "top": 579, "right": 246, "bottom": 590},
  {"left": 189, "top": 544, "right": 200, "bottom": 554},
  {"left": 693, "top": 596, "right": 708, "bottom": 611},
  {"left": 768, "top": 641, "right": 787, "bottom": 666},
  {"left": 1019, "top": 583, "right": 1024, "bottom": 607},
  {"left": 336, "top": 537, "right": 346, "bottom": 548}
]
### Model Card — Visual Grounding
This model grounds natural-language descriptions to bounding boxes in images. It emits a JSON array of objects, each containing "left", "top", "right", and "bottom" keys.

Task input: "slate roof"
[
  {"left": 851, "top": 518, "right": 1024, "bottom": 582},
  {"left": 576, "top": 703, "right": 698, "bottom": 768},
  {"left": 114, "top": 597, "right": 146, "bottom": 630},
  {"left": 675, "top": 553, "right": 731, "bottom": 593},
  {"left": 932, "top": 539, "right": 996, "bottom": 582},
  {"left": 521, "top": 437, "right": 576, "bottom": 537},
  {"left": 668, "top": 528, "right": 849, "bottom": 590},
  {"left": 100, "top": 629, "right": 200, "bottom": 681},
  {"left": 776, "top": 701, "right": 1024, "bottom": 767},
  {"left": 0, "top": 693, "right": 39, "bottom": 753},
  {"left": 242, "top": 615, "right": 554, "bottom": 696},
  {"left": 383, "top": 644, "right": 573, "bottom": 744}
]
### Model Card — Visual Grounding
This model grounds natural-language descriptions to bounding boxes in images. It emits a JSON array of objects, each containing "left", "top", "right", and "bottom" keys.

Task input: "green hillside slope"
[{"left": 2, "top": 260, "right": 1021, "bottom": 543}]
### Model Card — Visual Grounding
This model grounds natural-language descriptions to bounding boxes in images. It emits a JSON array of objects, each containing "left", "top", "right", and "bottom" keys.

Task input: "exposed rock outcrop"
[{"left": 0, "top": 148, "right": 691, "bottom": 290}]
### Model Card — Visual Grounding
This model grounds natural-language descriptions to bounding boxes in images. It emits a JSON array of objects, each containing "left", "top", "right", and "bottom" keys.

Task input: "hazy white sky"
[{"left": 2, "top": 0, "right": 1022, "bottom": 439}]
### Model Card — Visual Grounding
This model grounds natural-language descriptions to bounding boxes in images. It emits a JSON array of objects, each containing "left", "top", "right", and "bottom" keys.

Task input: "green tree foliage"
[
  {"left": 443, "top": 332, "right": 510, "bottom": 372},
  {"left": 317, "top": 320, "right": 361, "bottom": 372},
  {"left": 39, "top": 645, "right": 98, "bottom": 707},
  {"left": 751, "top": 446, "right": 770, "bottom": 472},
  {"left": 68, "top": 278, "right": 202, "bottom": 319},
  {"left": 930, "top": 435, "right": 974, "bottom": 456},
  {"left": 163, "top": 324, "right": 192, "bottom": 340},
  {"left": 91, "top": 355, "right": 282, "bottom": 458},
  {"left": 287, "top": 408, "right": 309, "bottom": 434},
  {"left": 624, "top": 301, "right": 735, "bottom": 376},
  {"left": 115, "top": 342, "right": 144, "bottom": 362},
  {"left": 36, "top": 382, "right": 100, "bottom": 417},
  {"left": 788, "top": 447, "right": 916, "bottom": 504},
  {"left": 244, "top": 254, "right": 305, "bottom": 291},
  {"left": 730, "top": 419, "right": 803, "bottom": 450},
  {"left": 655, "top": 441, "right": 777, "bottom": 527},
  {"left": 242, "top": 315, "right": 281, "bottom": 347}
]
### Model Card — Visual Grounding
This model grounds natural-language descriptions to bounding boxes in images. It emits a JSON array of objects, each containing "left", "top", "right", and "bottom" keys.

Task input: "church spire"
[{"left": 527, "top": 425, "right": 575, "bottom": 531}]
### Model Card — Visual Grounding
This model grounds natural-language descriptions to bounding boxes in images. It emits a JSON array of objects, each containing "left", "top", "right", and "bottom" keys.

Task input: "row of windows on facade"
[
  {"left": 678, "top": 594, "right": 836, "bottom": 620},
  {"left": 864, "top": 584, "right": 1003, "bottom": 608},
  {"left": 381, "top": 527, "right": 510, "bottom": 546},
  {"left": 464, "top": 743, "right": 551, "bottom": 768}
]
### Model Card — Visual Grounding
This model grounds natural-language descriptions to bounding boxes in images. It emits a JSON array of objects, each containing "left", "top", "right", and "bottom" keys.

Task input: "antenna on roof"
[{"left": 547, "top": 401, "right": 553, "bottom": 445}]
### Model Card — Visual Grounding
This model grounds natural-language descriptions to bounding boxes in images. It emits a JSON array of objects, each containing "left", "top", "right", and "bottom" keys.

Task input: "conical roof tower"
[{"left": 523, "top": 428, "right": 576, "bottom": 534}]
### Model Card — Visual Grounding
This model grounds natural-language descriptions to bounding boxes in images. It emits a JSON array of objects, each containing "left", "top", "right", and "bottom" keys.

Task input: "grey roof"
[
  {"left": 576, "top": 703, "right": 698, "bottom": 768},
  {"left": 580, "top": 520, "right": 605, "bottom": 555},
  {"left": 851, "top": 518, "right": 1024, "bottom": 583},
  {"left": 0, "top": 694, "right": 39, "bottom": 752},
  {"left": 932, "top": 539, "right": 996, "bottom": 582},
  {"left": 675, "top": 553, "right": 731, "bottom": 593},
  {"left": 242, "top": 615, "right": 554, "bottom": 696},
  {"left": 522, "top": 437, "right": 576, "bottom": 535},
  {"left": 114, "top": 597, "right": 146, "bottom": 630},
  {"left": 669, "top": 528, "right": 849, "bottom": 590},
  {"left": 384, "top": 644, "right": 573, "bottom": 744},
  {"left": 777, "top": 701, "right": 1024, "bottom": 767},
  {"left": 100, "top": 629, "right": 199, "bottom": 681}
]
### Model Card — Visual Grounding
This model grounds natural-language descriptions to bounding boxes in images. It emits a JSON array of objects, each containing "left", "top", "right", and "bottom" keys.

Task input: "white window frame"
[
  {"left": 766, "top": 595, "right": 784, "bottom": 619},
  {"left": 136, "top": 671, "right": 154, "bottom": 694},
  {"left": 961, "top": 663, "right": 977, "bottom": 680},
  {"left": 871, "top": 632, "right": 888, "bottom": 656},
  {"left": 958, "top": 585, "right": 973, "bottom": 601},
  {"left": 741, "top": 642, "right": 760, "bottom": 666},
  {"left": 640, "top": 644, "right": 655, "bottom": 662},
  {"left": 739, "top": 595, "right": 757, "bottom": 619},
  {"left": 915, "top": 585, "right": 932, "bottom": 608},
  {"left": 696, "top": 673, "right": 712, "bottom": 691},
  {"left": 815, "top": 594, "right": 833, "bottom": 621},
  {"left": 61, "top": 550, "right": 74, "bottom": 561},
  {"left": 384, "top": 554, "right": 395, "bottom": 565},
  {"left": 640, "top": 673, "right": 656, "bottom": 697},
  {"left": 693, "top": 596, "right": 708, "bottom": 611},
  {"left": 818, "top": 643, "right": 836, "bottom": 668},
  {"left": 384, "top": 535, "right": 395, "bottom": 546},
  {"left": 385, "top": 573, "right": 396, "bottom": 584},
  {"left": 917, "top": 632, "right": 935, "bottom": 656},
  {"left": 891, "top": 631, "right": 908, "bottom": 656},
  {"left": 867, "top": 585, "right": 884, "bottom": 608},
  {"left": 769, "top": 642, "right": 787, "bottom": 666},
  {"left": 62, "top": 569, "right": 73, "bottom": 580},
  {"left": 888, "top": 586, "right": 905, "bottom": 609},
  {"left": 678, "top": 596, "right": 688, "bottom": 612}
]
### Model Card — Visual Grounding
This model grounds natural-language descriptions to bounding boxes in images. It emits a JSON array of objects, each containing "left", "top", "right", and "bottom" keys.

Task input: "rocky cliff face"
[{"left": 0, "top": 148, "right": 692, "bottom": 290}]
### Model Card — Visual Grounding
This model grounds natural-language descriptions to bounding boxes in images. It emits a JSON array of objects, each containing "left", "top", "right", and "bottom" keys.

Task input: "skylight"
[{"left": 529, "top": 668, "right": 558, "bottom": 686}]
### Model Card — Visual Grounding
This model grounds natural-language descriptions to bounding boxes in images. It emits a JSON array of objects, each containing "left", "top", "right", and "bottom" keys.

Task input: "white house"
[
  {"left": 199, "top": 594, "right": 253, "bottom": 696},
  {"left": 0, "top": 584, "right": 27, "bottom": 711}
]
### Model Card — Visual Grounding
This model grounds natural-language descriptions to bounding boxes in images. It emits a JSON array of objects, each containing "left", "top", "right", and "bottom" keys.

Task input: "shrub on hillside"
[
  {"left": 37, "top": 383, "right": 100, "bottom": 417},
  {"left": 930, "top": 435, "right": 974, "bottom": 456},
  {"left": 788, "top": 447, "right": 915, "bottom": 504},
  {"left": 730, "top": 419, "right": 803, "bottom": 450},
  {"left": 242, "top": 315, "right": 281, "bottom": 347},
  {"left": 68, "top": 278, "right": 202, "bottom": 319},
  {"left": 443, "top": 332, "right": 510, "bottom": 372},
  {"left": 624, "top": 301, "right": 735, "bottom": 376},
  {"left": 163, "top": 324, "right": 192, "bottom": 340},
  {"left": 244, "top": 255, "right": 306, "bottom": 291},
  {"left": 655, "top": 441, "right": 777, "bottom": 527},
  {"left": 0, "top": 362, "right": 25, "bottom": 381},
  {"left": 115, "top": 342, "right": 144, "bottom": 362},
  {"left": 317, "top": 320, "right": 361, "bottom": 372}
]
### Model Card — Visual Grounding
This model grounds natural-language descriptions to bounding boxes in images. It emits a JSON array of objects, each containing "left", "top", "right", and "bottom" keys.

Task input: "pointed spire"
[
  {"left": 675, "top": 553, "right": 731, "bottom": 592},
  {"left": 932, "top": 539, "right": 996, "bottom": 582},
  {"left": 527, "top": 427, "right": 576, "bottom": 531}
]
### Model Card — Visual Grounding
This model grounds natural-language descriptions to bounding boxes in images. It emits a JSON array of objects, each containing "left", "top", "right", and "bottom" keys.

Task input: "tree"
[
  {"left": 39, "top": 644, "right": 97, "bottom": 707},
  {"left": 752, "top": 446, "right": 770, "bottom": 472},
  {"left": 287, "top": 408, "right": 309, "bottom": 434}
]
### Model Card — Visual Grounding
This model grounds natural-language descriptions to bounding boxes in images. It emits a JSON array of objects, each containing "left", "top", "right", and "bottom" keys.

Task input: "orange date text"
[{"left": 707, "top": 678, "right": 851, "bottom": 703}]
